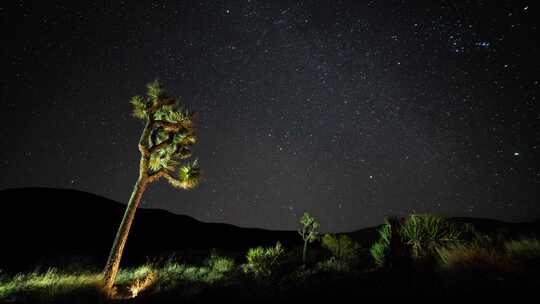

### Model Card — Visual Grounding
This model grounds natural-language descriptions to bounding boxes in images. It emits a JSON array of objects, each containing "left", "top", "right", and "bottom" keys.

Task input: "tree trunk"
[
  {"left": 102, "top": 175, "right": 148, "bottom": 290},
  {"left": 302, "top": 241, "right": 308, "bottom": 265}
]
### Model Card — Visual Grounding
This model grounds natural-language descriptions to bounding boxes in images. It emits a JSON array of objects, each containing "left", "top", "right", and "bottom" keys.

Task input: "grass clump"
[
  {"left": 203, "top": 254, "right": 236, "bottom": 284},
  {"left": 437, "top": 243, "right": 515, "bottom": 274},
  {"left": 0, "top": 253, "right": 240, "bottom": 302},
  {"left": 116, "top": 263, "right": 157, "bottom": 285},
  {"left": 242, "top": 242, "right": 285, "bottom": 279},
  {"left": 206, "top": 254, "right": 235, "bottom": 274},
  {"left": 316, "top": 257, "right": 351, "bottom": 273},
  {"left": 0, "top": 268, "right": 102, "bottom": 302},
  {"left": 504, "top": 238, "right": 540, "bottom": 264}
]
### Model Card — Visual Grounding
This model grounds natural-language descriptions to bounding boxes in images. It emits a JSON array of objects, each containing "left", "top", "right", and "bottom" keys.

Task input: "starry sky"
[{"left": 2, "top": 0, "right": 539, "bottom": 232}]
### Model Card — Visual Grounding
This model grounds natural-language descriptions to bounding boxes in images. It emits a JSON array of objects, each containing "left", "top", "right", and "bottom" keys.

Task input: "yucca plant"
[
  {"left": 103, "top": 80, "right": 200, "bottom": 291},
  {"left": 400, "top": 214, "right": 463, "bottom": 259},
  {"left": 243, "top": 242, "right": 285, "bottom": 279},
  {"left": 371, "top": 215, "right": 464, "bottom": 267}
]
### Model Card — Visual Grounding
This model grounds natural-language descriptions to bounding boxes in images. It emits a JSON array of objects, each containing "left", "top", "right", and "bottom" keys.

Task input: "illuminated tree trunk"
[
  {"left": 101, "top": 82, "right": 201, "bottom": 293},
  {"left": 302, "top": 241, "right": 308, "bottom": 264},
  {"left": 103, "top": 165, "right": 148, "bottom": 290}
]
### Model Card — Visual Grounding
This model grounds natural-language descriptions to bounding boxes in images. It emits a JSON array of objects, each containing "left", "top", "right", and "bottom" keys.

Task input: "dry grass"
[{"left": 437, "top": 243, "right": 516, "bottom": 274}]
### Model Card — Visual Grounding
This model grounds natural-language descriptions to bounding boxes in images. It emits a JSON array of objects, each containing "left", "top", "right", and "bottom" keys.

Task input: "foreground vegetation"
[{"left": 1, "top": 214, "right": 539, "bottom": 302}]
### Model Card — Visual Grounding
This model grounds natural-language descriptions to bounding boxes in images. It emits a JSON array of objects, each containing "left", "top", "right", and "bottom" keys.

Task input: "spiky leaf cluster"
[
  {"left": 370, "top": 214, "right": 465, "bottom": 267},
  {"left": 243, "top": 242, "right": 285, "bottom": 279},
  {"left": 147, "top": 79, "right": 166, "bottom": 100},
  {"left": 178, "top": 160, "right": 200, "bottom": 189},
  {"left": 298, "top": 212, "right": 320, "bottom": 243},
  {"left": 129, "top": 80, "right": 200, "bottom": 189},
  {"left": 130, "top": 95, "right": 147, "bottom": 119}
]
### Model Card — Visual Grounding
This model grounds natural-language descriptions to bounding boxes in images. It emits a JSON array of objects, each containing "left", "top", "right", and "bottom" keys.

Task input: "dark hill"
[
  {"left": 2, "top": 188, "right": 539, "bottom": 275},
  {"left": 0, "top": 188, "right": 299, "bottom": 273}
]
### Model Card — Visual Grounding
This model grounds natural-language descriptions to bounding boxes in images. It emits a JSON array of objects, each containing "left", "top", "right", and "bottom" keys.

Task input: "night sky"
[{"left": 2, "top": 1, "right": 539, "bottom": 232}]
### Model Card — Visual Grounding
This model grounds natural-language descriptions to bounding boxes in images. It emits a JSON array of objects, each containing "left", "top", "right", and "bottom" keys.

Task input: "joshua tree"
[
  {"left": 102, "top": 80, "right": 200, "bottom": 291},
  {"left": 298, "top": 212, "right": 320, "bottom": 265}
]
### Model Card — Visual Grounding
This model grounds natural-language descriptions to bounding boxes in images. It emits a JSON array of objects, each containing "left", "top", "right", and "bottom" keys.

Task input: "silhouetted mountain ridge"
[
  {"left": 1, "top": 188, "right": 538, "bottom": 274},
  {"left": 0, "top": 187, "right": 298, "bottom": 273}
]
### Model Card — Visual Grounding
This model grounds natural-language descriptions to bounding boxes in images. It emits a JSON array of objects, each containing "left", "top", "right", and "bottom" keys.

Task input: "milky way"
[{"left": 2, "top": 1, "right": 539, "bottom": 232}]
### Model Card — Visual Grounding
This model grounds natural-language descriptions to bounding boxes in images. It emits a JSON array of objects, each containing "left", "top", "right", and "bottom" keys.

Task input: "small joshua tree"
[
  {"left": 102, "top": 80, "right": 200, "bottom": 291},
  {"left": 298, "top": 212, "right": 320, "bottom": 265}
]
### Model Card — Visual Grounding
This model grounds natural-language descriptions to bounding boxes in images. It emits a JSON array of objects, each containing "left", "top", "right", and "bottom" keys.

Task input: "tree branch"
[
  {"left": 138, "top": 120, "right": 151, "bottom": 157},
  {"left": 162, "top": 171, "right": 184, "bottom": 188},
  {"left": 147, "top": 170, "right": 186, "bottom": 188},
  {"left": 152, "top": 120, "right": 187, "bottom": 133},
  {"left": 147, "top": 170, "right": 164, "bottom": 183}
]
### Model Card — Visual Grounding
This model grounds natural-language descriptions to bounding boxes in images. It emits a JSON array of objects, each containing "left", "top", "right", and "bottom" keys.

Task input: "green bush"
[
  {"left": 316, "top": 257, "right": 351, "bottom": 273},
  {"left": 243, "top": 242, "right": 285, "bottom": 279},
  {"left": 505, "top": 238, "right": 540, "bottom": 264},
  {"left": 321, "top": 234, "right": 361, "bottom": 261},
  {"left": 400, "top": 214, "right": 463, "bottom": 259},
  {"left": 206, "top": 254, "right": 235, "bottom": 274},
  {"left": 370, "top": 220, "right": 391, "bottom": 266},
  {"left": 370, "top": 214, "right": 465, "bottom": 267}
]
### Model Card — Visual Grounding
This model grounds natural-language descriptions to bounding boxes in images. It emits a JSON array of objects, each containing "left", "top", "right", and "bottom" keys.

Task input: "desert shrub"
[
  {"left": 243, "top": 242, "right": 285, "bottom": 279},
  {"left": 370, "top": 220, "right": 391, "bottom": 266},
  {"left": 321, "top": 234, "right": 361, "bottom": 261},
  {"left": 437, "top": 243, "right": 515, "bottom": 274},
  {"left": 316, "top": 257, "right": 351, "bottom": 273},
  {"left": 505, "top": 238, "right": 540, "bottom": 264},
  {"left": 370, "top": 215, "right": 465, "bottom": 267},
  {"left": 182, "top": 266, "right": 209, "bottom": 281},
  {"left": 154, "top": 261, "right": 186, "bottom": 291},
  {"left": 206, "top": 255, "right": 235, "bottom": 274},
  {"left": 203, "top": 254, "right": 236, "bottom": 284},
  {"left": 400, "top": 214, "right": 463, "bottom": 259}
]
